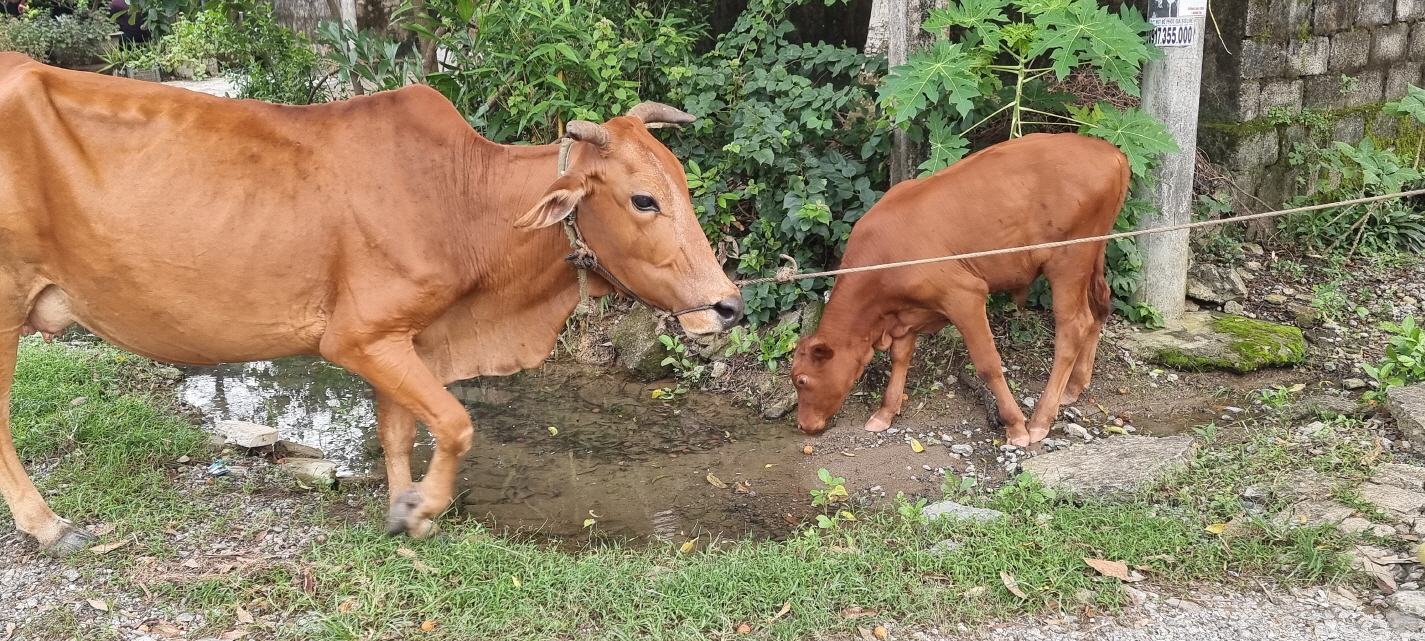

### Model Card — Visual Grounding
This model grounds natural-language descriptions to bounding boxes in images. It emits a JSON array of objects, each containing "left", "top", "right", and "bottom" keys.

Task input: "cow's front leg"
[
  {"left": 939, "top": 294, "right": 1028, "bottom": 445},
  {"left": 322, "top": 334, "right": 470, "bottom": 538},
  {"left": 375, "top": 392, "right": 417, "bottom": 501},
  {"left": 865, "top": 333, "right": 917, "bottom": 432}
]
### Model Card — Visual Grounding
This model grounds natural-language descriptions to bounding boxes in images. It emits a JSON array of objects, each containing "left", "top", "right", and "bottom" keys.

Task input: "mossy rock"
[
  {"left": 610, "top": 304, "right": 673, "bottom": 381},
  {"left": 1122, "top": 312, "right": 1306, "bottom": 373}
]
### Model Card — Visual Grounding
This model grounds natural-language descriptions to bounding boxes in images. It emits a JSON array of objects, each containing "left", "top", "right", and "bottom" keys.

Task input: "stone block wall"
[{"left": 1199, "top": 0, "right": 1425, "bottom": 211}]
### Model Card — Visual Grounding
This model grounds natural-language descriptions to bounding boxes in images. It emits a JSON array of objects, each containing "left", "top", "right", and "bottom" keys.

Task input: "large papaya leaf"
[
  {"left": 1028, "top": 0, "right": 1159, "bottom": 96},
  {"left": 1077, "top": 104, "right": 1179, "bottom": 176},
  {"left": 878, "top": 40, "right": 983, "bottom": 125}
]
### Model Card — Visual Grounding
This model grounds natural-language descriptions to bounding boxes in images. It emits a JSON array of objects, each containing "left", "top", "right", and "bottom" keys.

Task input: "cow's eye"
[{"left": 631, "top": 194, "right": 659, "bottom": 212}]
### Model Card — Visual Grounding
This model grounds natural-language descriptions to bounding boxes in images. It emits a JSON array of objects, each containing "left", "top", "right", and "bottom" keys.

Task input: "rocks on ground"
[
  {"left": 215, "top": 420, "right": 279, "bottom": 448},
  {"left": 610, "top": 304, "right": 674, "bottom": 381},
  {"left": 1017, "top": 435, "right": 1196, "bottom": 499},
  {"left": 920, "top": 500, "right": 1005, "bottom": 523},
  {"left": 1185, "top": 262, "right": 1248, "bottom": 305},
  {"left": 1389, "top": 383, "right": 1425, "bottom": 452},
  {"left": 1120, "top": 312, "right": 1307, "bottom": 373}
]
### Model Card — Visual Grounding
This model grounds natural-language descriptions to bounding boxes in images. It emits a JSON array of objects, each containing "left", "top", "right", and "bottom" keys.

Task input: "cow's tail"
[{"left": 1089, "top": 249, "right": 1111, "bottom": 323}]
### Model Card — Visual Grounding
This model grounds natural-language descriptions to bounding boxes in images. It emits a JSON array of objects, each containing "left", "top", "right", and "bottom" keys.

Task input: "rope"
[{"left": 733, "top": 188, "right": 1425, "bottom": 287}]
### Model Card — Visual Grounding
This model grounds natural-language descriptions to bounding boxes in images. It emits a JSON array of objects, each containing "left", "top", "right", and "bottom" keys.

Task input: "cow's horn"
[
  {"left": 626, "top": 102, "right": 696, "bottom": 128},
  {"left": 565, "top": 120, "right": 610, "bottom": 148}
]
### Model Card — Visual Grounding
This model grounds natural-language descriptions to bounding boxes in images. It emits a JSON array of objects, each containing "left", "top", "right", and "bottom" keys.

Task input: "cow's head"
[
  {"left": 790, "top": 333, "right": 874, "bottom": 434},
  {"left": 516, "top": 103, "right": 742, "bottom": 336}
]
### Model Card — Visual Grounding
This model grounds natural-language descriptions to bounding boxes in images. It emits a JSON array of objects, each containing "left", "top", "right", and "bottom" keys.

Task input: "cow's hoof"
[
  {"left": 385, "top": 487, "right": 424, "bottom": 536},
  {"left": 1059, "top": 392, "right": 1081, "bottom": 406},
  {"left": 863, "top": 415, "right": 891, "bottom": 432},
  {"left": 1027, "top": 426, "right": 1051, "bottom": 444},
  {"left": 44, "top": 526, "right": 96, "bottom": 557}
]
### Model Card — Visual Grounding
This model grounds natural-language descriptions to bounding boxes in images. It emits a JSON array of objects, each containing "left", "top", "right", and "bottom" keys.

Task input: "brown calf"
[{"left": 790, "top": 133, "right": 1130, "bottom": 447}]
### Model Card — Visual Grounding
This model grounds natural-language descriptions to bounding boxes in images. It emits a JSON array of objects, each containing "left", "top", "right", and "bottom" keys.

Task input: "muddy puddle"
[{"left": 180, "top": 358, "right": 811, "bottom": 544}]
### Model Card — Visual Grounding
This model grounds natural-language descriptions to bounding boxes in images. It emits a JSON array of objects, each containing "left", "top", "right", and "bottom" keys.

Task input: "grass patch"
[
  {"left": 3, "top": 341, "right": 1370, "bottom": 640},
  {"left": 2, "top": 337, "right": 211, "bottom": 551}
]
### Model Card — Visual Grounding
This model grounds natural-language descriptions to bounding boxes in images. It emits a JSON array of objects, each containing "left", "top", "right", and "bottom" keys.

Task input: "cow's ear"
[
  {"left": 517, "top": 175, "right": 587, "bottom": 229},
  {"left": 808, "top": 340, "right": 834, "bottom": 363}
]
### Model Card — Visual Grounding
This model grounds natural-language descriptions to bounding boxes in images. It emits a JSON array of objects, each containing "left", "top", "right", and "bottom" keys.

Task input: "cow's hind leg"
[
  {"left": 0, "top": 323, "right": 95, "bottom": 554},
  {"left": 321, "top": 334, "right": 471, "bottom": 538},
  {"left": 865, "top": 333, "right": 916, "bottom": 432}
]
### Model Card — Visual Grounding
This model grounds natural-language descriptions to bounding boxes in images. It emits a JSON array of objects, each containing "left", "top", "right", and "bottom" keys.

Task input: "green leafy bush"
[
  {"left": 0, "top": 8, "right": 114, "bottom": 67},
  {"left": 1363, "top": 316, "right": 1425, "bottom": 397},
  {"left": 103, "top": 6, "right": 324, "bottom": 104},
  {"left": 1280, "top": 87, "right": 1425, "bottom": 255}
]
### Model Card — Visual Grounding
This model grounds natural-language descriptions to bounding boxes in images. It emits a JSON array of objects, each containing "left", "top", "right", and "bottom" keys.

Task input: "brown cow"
[
  {"left": 790, "top": 133, "right": 1129, "bottom": 447},
  {"left": 0, "top": 52, "right": 742, "bottom": 554}
]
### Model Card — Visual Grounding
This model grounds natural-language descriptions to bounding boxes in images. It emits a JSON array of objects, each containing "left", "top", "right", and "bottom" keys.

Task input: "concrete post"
[
  {"left": 1136, "top": 3, "right": 1206, "bottom": 322},
  {"left": 339, "top": 0, "right": 357, "bottom": 27},
  {"left": 886, "top": 0, "right": 913, "bottom": 185}
]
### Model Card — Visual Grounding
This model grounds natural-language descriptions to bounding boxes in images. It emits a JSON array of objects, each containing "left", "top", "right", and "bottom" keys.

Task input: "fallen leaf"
[
  {"left": 680, "top": 540, "right": 696, "bottom": 553},
  {"left": 547, "top": 426, "right": 558, "bottom": 436},
  {"left": 841, "top": 606, "right": 877, "bottom": 619},
  {"left": 396, "top": 548, "right": 417, "bottom": 558},
  {"left": 706, "top": 474, "right": 728, "bottom": 489},
  {"left": 1000, "top": 571, "right": 1027, "bottom": 599},
  {"left": 1083, "top": 557, "right": 1131, "bottom": 580},
  {"left": 910, "top": 438, "right": 925, "bottom": 453},
  {"left": 337, "top": 598, "right": 355, "bottom": 613},
  {"left": 235, "top": 605, "right": 254, "bottom": 624},
  {"left": 583, "top": 518, "right": 597, "bottom": 528},
  {"left": 767, "top": 601, "right": 791, "bottom": 622},
  {"left": 87, "top": 598, "right": 108, "bottom": 612},
  {"left": 802, "top": 445, "right": 814, "bottom": 455},
  {"left": 153, "top": 623, "right": 183, "bottom": 638},
  {"left": 181, "top": 558, "right": 201, "bottom": 569},
  {"left": 176, "top": 455, "right": 190, "bottom": 464},
  {"left": 1102, "top": 426, "right": 1128, "bottom": 435},
  {"left": 736, "top": 623, "right": 752, "bottom": 634},
  {"left": 1288, "top": 383, "right": 1306, "bottom": 393},
  {"left": 734, "top": 482, "right": 752, "bottom": 493},
  {"left": 764, "top": 464, "right": 775, "bottom": 468},
  {"left": 873, "top": 625, "right": 889, "bottom": 640},
  {"left": 857, "top": 626, "right": 876, "bottom": 641},
  {"left": 1204, "top": 523, "right": 1227, "bottom": 535},
  {"left": 511, "top": 575, "right": 521, "bottom": 587},
  {"left": 420, "top": 619, "right": 436, "bottom": 631},
  {"left": 413, "top": 560, "right": 437, "bottom": 573},
  {"left": 840, "top": 451, "right": 856, "bottom": 457},
  {"left": 839, "top": 510, "right": 857, "bottom": 522},
  {"left": 782, "top": 514, "right": 800, "bottom": 525},
  {"left": 218, "top": 631, "right": 248, "bottom": 640},
  {"left": 89, "top": 537, "right": 132, "bottom": 555}
]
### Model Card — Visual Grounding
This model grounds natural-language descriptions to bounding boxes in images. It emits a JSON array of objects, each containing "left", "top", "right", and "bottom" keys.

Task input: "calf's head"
[
  {"left": 790, "top": 333, "right": 875, "bottom": 434},
  {"left": 517, "top": 102, "right": 742, "bottom": 336}
]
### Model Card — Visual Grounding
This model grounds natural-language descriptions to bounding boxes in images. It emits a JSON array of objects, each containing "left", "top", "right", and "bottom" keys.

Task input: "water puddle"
[{"left": 180, "top": 358, "right": 808, "bottom": 544}]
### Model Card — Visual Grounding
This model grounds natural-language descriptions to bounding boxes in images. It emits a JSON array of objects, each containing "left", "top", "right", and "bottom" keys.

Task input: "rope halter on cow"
[{"left": 554, "top": 112, "right": 715, "bottom": 327}]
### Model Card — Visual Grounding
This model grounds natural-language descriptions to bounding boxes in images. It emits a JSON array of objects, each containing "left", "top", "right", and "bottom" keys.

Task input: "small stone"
[
  {"left": 761, "top": 390, "right": 797, "bottom": 419},
  {"left": 710, "top": 361, "right": 729, "bottom": 380},
  {"left": 802, "top": 445, "right": 814, "bottom": 455},
  {"left": 920, "top": 500, "right": 1005, "bottom": 523},
  {"left": 279, "top": 458, "right": 338, "bottom": 486},
  {"left": 216, "top": 420, "right": 279, "bottom": 449},
  {"left": 1265, "top": 294, "right": 1289, "bottom": 304},
  {"left": 1165, "top": 597, "right": 1203, "bottom": 611},
  {"left": 950, "top": 443, "right": 973, "bottom": 456},
  {"left": 1390, "top": 591, "right": 1425, "bottom": 620},
  {"left": 1343, "top": 378, "right": 1368, "bottom": 390},
  {"left": 276, "top": 440, "right": 323, "bottom": 459},
  {"left": 1224, "top": 300, "right": 1245, "bottom": 315},
  {"left": 1063, "top": 423, "right": 1091, "bottom": 441},
  {"left": 1389, "top": 384, "right": 1425, "bottom": 453}
]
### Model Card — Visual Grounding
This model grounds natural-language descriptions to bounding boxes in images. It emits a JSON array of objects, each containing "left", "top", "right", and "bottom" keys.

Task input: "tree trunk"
[{"left": 887, "top": 0, "right": 912, "bottom": 186}]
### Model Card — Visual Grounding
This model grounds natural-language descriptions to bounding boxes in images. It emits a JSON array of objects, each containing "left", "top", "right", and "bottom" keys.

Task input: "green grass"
[
  {"left": 1, "top": 337, "right": 211, "bottom": 552},
  {"left": 0, "top": 341, "right": 1374, "bottom": 640}
]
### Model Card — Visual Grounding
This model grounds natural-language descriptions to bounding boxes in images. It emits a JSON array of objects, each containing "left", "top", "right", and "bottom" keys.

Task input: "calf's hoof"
[
  {"left": 385, "top": 487, "right": 442, "bottom": 539},
  {"left": 864, "top": 414, "right": 891, "bottom": 432},
  {"left": 43, "top": 525, "right": 97, "bottom": 557}
]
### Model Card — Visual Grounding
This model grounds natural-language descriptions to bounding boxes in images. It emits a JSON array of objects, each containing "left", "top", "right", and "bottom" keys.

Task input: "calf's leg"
[
  {"left": 865, "top": 333, "right": 917, "bottom": 432},
  {"left": 1062, "top": 329, "right": 1102, "bottom": 405},
  {"left": 1024, "top": 273, "right": 1096, "bottom": 443},
  {"left": 321, "top": 334, "right": 471, "bottom": 538},
  {"left": 0, "top": 327, "right": 95, "bottom": 554},
  {"left": 939, "top": 293, "right": 1028, "bottom": 445}
]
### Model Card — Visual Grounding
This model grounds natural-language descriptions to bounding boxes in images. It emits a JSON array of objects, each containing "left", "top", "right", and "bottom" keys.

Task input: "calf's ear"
[
  {"left": 517, "top": 174, "right": 587, "bottom": 229},
  {"left": 807, "top": 340, "right": 835, "bottom": 363}
]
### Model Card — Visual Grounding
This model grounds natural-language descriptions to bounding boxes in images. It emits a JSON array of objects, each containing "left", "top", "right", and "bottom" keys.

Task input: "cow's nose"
[{"left": 712, "top": 295, "right": 744, "bottom": 329}]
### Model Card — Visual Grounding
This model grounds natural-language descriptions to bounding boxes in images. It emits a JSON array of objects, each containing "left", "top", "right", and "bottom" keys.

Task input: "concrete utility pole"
[{"left": 1136, "top": 0, "right": 1206, "bottom": 322}]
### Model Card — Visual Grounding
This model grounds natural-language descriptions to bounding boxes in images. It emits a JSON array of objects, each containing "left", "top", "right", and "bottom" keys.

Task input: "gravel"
[{"left": 909, "top": 587, "right": 1424, "bottom": 641}]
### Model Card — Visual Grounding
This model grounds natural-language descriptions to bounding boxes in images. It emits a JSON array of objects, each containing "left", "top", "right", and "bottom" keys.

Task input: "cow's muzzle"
[{"left": 711, "top": 295, "right": 744, "bottom": 330}]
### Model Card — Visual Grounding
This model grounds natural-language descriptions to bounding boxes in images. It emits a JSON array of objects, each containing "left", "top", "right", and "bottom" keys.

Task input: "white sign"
[
  {"left": 1147, "top": 0, "right": 1207, "bottom": 19},
  {"left": 1149, "top": 17, "right": 1199, "bottom": 48}
]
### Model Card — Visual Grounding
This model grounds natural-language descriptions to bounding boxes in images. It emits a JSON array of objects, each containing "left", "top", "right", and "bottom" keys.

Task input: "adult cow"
[
  {"left": 790, "top": 133, "right": 1129, "bottom": 447},
  {"left": 0, "top": 52, "right": 743, "bottom": 554}
]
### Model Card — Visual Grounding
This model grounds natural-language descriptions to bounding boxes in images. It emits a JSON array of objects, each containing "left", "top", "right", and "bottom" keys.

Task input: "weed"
[
  {"left": 1363, "top": 316, "right": 1425, "bottom": 397},
  {"left": 1191, "top": 422, "right": 1220, "bottom": 443},
  {"left": 658, "top": 334, "right": 705, "bottom": 382}
]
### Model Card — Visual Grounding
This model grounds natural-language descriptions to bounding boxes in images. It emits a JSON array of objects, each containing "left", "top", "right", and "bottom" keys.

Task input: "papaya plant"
[{"left": 877, "top": 0, "right": 1177, "bottom": 310}]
